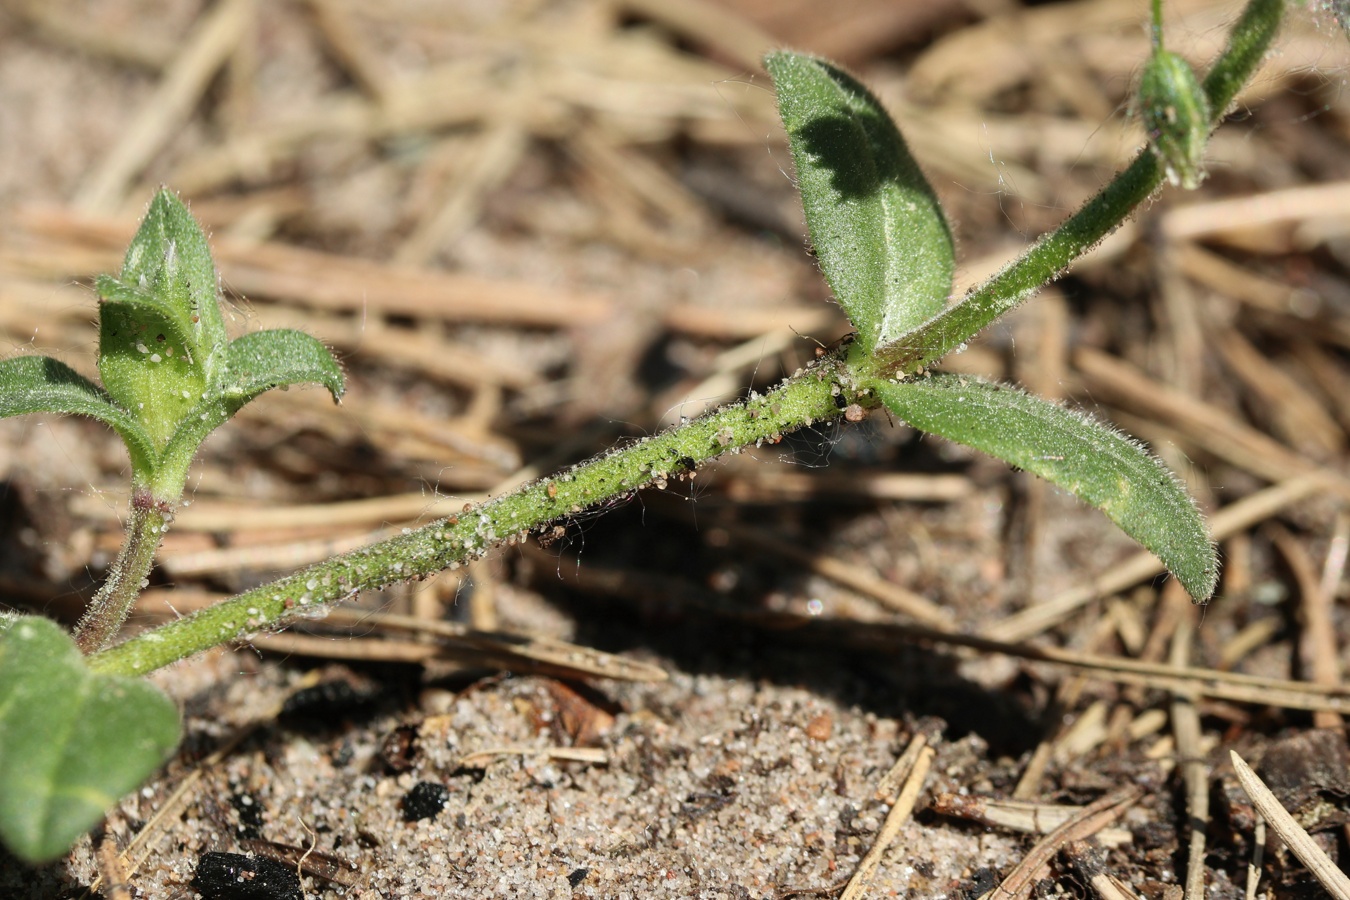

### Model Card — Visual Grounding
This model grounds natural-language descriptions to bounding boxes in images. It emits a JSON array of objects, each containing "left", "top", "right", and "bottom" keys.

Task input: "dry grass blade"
[
  {"left": 1064, "top": 842, "right": 1145, "bottom": 900},
  {"left": 1089, "top": 873, "right": 1144, "bottom": 900},
  {"left": 1173, "top": 242, "right": 1315, "bottom": 316},
  {"left": 1212, "top": 328, "right": 1342, "bottom": 459},
  {"left": 157, "top": 527, "right": 401, "bottom": 577},
  {"left": 16, "top": 208, "right": 616, "bottom": 327},
  {"left": 1162, "top": 182, "right": 1350, "bottom": 242},
  {"left": 894, "top": 621, "right": 1350, "bottom": 714},
  {"left": 336, "top": 609, "right": 670, "bottom": 682},
  {"left": 395, "top": 120, "right": 531, "bottom": 265},
  {"left": 74, "top": 0, "right": 255, "bottom": 213},
  {"left": 720, "top": 469, "right": 971, "bottom": 504},
  {"left": 538, "top": 546, "right": 1350, "bottom": 713},
  {"left": 618, "top": 0, "right": 776, "bottom": 72},
  {"left": 248, "top": 633, "right": 452, "bottom": 664},
  {"left": 986, "top": 472, "right": 1337, "bottom": 642},
  {"left": 454, "top": 746, "right": 608, "bottom": 768},
  {"left": 1168, "top": 602, "right": 1209, "bottom": 900},
  {"left": 1073, "top": 347, "right": 1329, "bottom": 487},
  {"left": 95, "top": 836, "right": 131, "bottom": 900},
  {"left": 300, "top": 0, "right": 392, "bottom": 102},
  {"left": 979, "top": 786, "right": 1142, "bottom": 900},
  {"left": 839, "top": 736, "right": 935, "bottom": 900},
  {"left": 730, "top": 526, "right": 954, "bottom": 627},
  {"left": 10, "top": 0, "right": 174, "bottom": 70},
  {"left": 1271, "top": 524, "right": 1344, "bottom": 730},
  {"left": 1011, "top": 616, "right": 1114, "bottom": 799},
  {"left": 1246, "top": 816, "right": 1265, "bottom": 900},
  {"left": 1229, "top": 750, "right": 1350, "bottom": 900},
  {"left": 930, "top": 794, "right": 1131, "bottom": 847}
]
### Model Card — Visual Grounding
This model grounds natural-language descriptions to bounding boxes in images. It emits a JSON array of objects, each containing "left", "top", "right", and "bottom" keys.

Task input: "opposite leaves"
[
  {"left": 873, "top": 375, "right": 1218, "bottom": 602},
  {"left": 0, "top": 188, "right": 345, "bottom": 495}
]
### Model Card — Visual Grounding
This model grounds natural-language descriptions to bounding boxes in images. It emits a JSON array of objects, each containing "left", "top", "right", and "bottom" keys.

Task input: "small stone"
[
  {"left": 191, "top": 852, "right": 301, "bottom": 900},
  {"left": 805, "top": 712, "right": 834, "bottom": 742},
  {"left": 402, "top": 780, "right": 450, "bottom": 822}
]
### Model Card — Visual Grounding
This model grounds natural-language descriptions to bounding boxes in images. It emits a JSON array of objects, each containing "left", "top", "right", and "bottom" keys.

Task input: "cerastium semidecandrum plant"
[{"left": 0, "top": 0, "right": 1284, "bottom": 866}]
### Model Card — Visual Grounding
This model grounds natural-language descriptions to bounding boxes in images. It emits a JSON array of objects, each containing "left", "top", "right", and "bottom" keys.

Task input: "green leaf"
[
  {"left": 766, "top": 51, "right": 954, "bottom": 353},
  {"left": 115, "top": 189, "right": 228, "bottom": 360},
  {"left": 0, "top": 355, "right": 156, "bottom": 475},
  {"left": 0, "top": 617, "right": 180, "bottom": 864},
  {"left": 98, "top": 296, "right": 208, "bottom": 448},
  {"left": 218, "top": 329, "right": 345, "bottom": 413},
  {"left": 96, "top": 190, "right": 229, "bottom": 447},
  {"left": 872, "top": 374, "right": 1217, "bottom": 602}
]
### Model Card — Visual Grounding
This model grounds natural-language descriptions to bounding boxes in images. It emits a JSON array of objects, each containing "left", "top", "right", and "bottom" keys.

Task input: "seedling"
[{"left": 0, "top": 0, "right": 1283, "bottom": 866}]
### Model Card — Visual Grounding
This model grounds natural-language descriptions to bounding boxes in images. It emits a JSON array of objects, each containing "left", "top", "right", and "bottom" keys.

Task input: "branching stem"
[
  {"left": 87, "top": 0, "right": 1285, "bottom": 678},
  {"left": 872, "top": 0, "right": 1282, "bottom": 378}
]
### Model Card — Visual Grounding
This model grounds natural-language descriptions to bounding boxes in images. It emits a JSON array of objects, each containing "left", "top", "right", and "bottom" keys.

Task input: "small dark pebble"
[
  {"left": 192, "top": 851, "right": 302, "bottom": 900},
  {"left": 567, "top": 867, "right": 590, "bottom": 887},
  {"left": 961, "top": 867, "right": 999, "bottom": 900},
  {"left": 230, "top": 792, "right": 264, "bottom": 840},
  {"left": 402, "top": 781, "right": 450, "bottom": 822}
]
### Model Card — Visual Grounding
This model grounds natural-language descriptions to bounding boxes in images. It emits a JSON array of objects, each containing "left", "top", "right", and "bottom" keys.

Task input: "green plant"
[
  {"left": 0, "top": 190, "right": 344, "bottom": 862},
  {"left": 0, "top": 0, "right": 1283, "bottom": 866}
]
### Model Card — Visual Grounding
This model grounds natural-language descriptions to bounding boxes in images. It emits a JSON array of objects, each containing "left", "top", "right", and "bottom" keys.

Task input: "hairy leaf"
[
  {"left": 98, "top": 296, "right": 207, "bottom": 448},
  {"left": 219, "top": 329, "right": 345, "bottom": 413},
  {"left": 874, "top": 375, "right": 1217, "bottom": 602},
  {"left": 0, "top": 355, "right": 156, "bottom": 474},
  {"left": 767, "top": 51, "right": 953, "bottom": 353},
  {"left": 115, "top": 189, "right": 228, "bottom": 361},
  {"left": 0, "top": 617, "right": 180, "bottom": 863}
]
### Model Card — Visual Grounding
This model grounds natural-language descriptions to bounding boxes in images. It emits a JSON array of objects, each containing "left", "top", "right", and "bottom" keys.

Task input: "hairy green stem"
[
  {"left": 868, "top": 0, "right": 1282, "bottom": 378},
  {"left": 74, "top": 495, "right": 174, "bottom": 654},
  {"left": 1200, "top": 0, "right": 1282, "bottom": 110},
  {"left": 89, "top": 366, "right": 847, "bottom": 675}
]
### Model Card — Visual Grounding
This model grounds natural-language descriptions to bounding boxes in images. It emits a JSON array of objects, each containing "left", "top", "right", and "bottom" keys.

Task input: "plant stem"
[
  {"left": 86, "top": 0, "right": 1284, "bottom": 678},
  {"left": 1200, "top": 0, "right": 1282, "bottom": 112},
  {"left": 1152, "top": 0, "right": 1165, "bottom": 51},
  {"left": 89, "top": 365, "right": 848, "bottom": 675},
  {"left": 869, "top": 0, "right": 1283, "bottom": 379},
  {"left": 73, "top": 492, "right": 173, "bottom": 654}
]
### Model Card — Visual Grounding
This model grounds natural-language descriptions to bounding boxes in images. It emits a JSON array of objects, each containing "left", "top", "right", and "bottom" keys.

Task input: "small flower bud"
[{"left": 1140, "top": 50, "right": 1211, "bottom": 189}]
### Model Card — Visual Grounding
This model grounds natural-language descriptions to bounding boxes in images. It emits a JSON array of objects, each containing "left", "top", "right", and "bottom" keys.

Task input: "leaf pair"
[
  {"left": 766, "top": 52, "right": 1217, "bottom": 603},
  {"left": 0, "top": 189, "right": 344, "bottom": 495}
]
